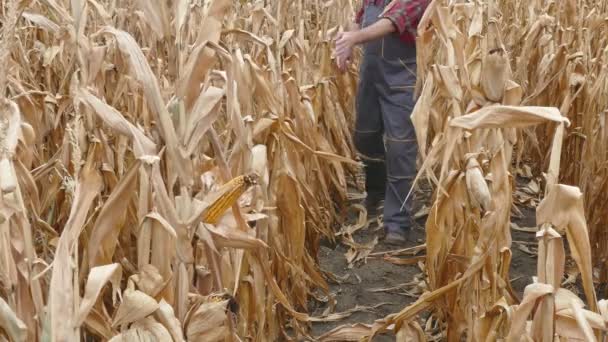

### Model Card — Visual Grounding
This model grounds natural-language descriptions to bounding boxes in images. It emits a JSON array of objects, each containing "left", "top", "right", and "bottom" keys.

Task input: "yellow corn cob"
[
  {"left": 202, "top": 173, "right": 258, "bottom": 224},
  {"left": 205, "top": 292, "right": 239, "bottom": 314}
]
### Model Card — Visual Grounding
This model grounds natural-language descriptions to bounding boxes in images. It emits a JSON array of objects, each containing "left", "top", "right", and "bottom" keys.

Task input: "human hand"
[{"left": 335, "top": 31, "right": 359, "bottom": 71}]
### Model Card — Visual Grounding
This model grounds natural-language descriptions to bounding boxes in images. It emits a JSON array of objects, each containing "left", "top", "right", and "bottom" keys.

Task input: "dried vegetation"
[
  {"left": 5, "top": 0, "right": 608, "bottom": 341},
  {"left": 324, "top": 0, "right": 608, "bottom": 340},
  {"left": 0, "top": 0, "right": 360, "bottom": 340}
]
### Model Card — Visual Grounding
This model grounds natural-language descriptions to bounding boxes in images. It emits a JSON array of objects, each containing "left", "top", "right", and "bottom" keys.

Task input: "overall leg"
[
  {"left": 378, "top": 62, "right": 418, "bottom": 238},
  {"left": 354, "top": 58, "right": 386, "bottom": 214}
]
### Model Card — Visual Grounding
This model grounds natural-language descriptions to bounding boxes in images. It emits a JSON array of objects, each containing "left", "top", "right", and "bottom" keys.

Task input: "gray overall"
[{"left": 355, "top": 0, "right": 418, "bottom": 234}]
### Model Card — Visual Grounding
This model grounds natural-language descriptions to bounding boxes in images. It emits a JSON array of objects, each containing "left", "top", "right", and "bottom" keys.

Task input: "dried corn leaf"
[
  {"left": 0, "top": 298, "right": 27, "bottom": 342},
  {"left": 77, "top": 263, "right": 122, "bottom": 326},
  {"left": 137, "top": 0, "right": 170, "bottom": 39},
  {"left": 450, "top": 106, "right": 569, "bottom": 130},
  {"left": 131, "top": 264, "right": 165, "bottom": 298},
  {"left": 49, "top": 150, "right": 102, "bottom": 342},
  {"left": 318, "top": 323, "right": 376, "bottom": 342},
  {"left": 112, "top": 287, "right": 159, "bottom": 328},
  {"left": 537, "top": 185, "right": 597, "bottom": 311},
  {"left": 185, "top": 299, "right": 230, "bottom": 341},
  {"left": 76, "top": 88, "right": 156, "bottom": 157},
  {"left": 88, "top": 160, "right": 140, "bottom": 267},
  {"left": 155, "top": 299, "right": 184, "bottom": 342}
]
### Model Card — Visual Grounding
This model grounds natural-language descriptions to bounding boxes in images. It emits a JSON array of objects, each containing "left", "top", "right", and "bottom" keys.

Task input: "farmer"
[{"left": 335, "top": 0, "right": 428, "bottom": 244}]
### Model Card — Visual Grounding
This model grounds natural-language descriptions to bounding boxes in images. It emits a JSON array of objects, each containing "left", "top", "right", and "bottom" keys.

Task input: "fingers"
[
  {"left": 335, "top": 40, "right": 351, "bottom": 58},
  {"left": 335, "top": 36, "right": 345, "bottom": 71},
  {"left": 334, "top": 32, "right": 354, "bottom": 71},
  {"left": 336, "top": 55, "right": 352, "bottom": 72},
  {"left": 335, "top": 34, "right": 354, "bottom": 55},
  {"left": 334, "top": 35, "right": 347, "bottom": 68},
  {"left": 335, "top": 45, "right": 352, "bottom": 71},
  {"left": 336, "top": 53, "right": 347, "bottom": 71},
  {"left": 336, "top": 46, "right": 352, "bottom": 61},
  {"left": 337, "top": 57, "right": 345, "bottom": 71},
  {"left": 341, "top": 58, "right": 352, "bottom": 71}
]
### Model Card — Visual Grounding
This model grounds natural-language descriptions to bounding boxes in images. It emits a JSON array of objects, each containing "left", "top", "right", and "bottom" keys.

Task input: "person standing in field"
[{"left": 335, "top": 0, "right": 429, "bottom": 244}]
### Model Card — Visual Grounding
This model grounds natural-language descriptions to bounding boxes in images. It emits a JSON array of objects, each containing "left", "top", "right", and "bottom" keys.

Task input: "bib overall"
[{"left": 354, "top": 0, "right": 418, "bottom": 234}]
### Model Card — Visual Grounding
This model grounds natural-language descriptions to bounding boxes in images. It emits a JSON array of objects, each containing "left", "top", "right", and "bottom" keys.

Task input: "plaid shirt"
[{"left": 355, "top": 0, "right": 429, "bottom": 44}]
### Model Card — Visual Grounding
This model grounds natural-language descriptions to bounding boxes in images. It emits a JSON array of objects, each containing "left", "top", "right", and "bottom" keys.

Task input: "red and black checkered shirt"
[{"left": 355, "top": 0, "right": 429, "bottom": 44}]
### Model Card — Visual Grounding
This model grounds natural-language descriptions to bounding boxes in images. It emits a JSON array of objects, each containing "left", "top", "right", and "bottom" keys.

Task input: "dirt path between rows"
[{"left": 309, "top": 191, "right": 539, "bottom": 341}]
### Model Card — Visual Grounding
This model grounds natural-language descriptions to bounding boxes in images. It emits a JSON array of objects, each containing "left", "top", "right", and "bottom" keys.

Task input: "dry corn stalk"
[
  {"left": 416, "top": 0, "right": 608, "bottom": 281},
  {"left": 352, "top": 0, "right": 606, "bottom": 340},
  {"left": 314, "top": 1, "right": 606, "bottom": 340},
  {"left": 491, "top": 0, "right": 608, "bottom": 282},
  {"left": 0, "top": 0, "right": 359, "bottom": 340}
]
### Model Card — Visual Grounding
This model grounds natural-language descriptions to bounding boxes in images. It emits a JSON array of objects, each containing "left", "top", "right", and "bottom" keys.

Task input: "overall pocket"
[{"left": 380, "top": 58, "right": 417, "bottom": 91}]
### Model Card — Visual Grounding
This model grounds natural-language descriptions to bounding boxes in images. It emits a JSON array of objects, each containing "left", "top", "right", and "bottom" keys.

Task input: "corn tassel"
[{"left": 202, "top": 173, "right": 258, "bottom": 224}]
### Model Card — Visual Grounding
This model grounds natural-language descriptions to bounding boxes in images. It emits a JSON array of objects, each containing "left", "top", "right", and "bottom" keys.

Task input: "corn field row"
[
  {"left": 0, "top": 0, "right": 360, "bottom": 340},
  {"left": 321, "top": 0, "right": 608, "bottom": 340},
  {"left": 3, "top": 0, "right": 608, "bottom": 341}
]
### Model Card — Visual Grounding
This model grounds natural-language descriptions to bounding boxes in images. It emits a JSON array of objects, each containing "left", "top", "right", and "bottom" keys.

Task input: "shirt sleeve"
[
  {"left": 381, "top": 0, "right": 428, "bottom": 36},
  {"left": 355, "top": 6, "right": 364, "bottom": 25}
]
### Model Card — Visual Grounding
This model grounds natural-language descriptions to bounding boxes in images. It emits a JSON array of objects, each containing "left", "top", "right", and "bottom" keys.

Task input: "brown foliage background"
[{"left": 0, "top": 0, "right": 360, "bottom": 340}]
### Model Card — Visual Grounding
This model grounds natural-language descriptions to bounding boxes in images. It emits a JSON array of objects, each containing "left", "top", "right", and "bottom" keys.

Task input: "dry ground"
[{"left": 310, "top": 189, "right": 539, "bottom": 341}]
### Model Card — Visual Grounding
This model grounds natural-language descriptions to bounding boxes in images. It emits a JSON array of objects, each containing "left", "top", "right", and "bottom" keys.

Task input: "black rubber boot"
[{"left": 364, "top": 160, "right": 386, "bottom": 218}]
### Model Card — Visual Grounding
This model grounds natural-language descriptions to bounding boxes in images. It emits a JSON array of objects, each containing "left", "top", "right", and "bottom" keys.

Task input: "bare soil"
[{"left": 310, "top": 193, "right": 538, "bottom": 341}]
